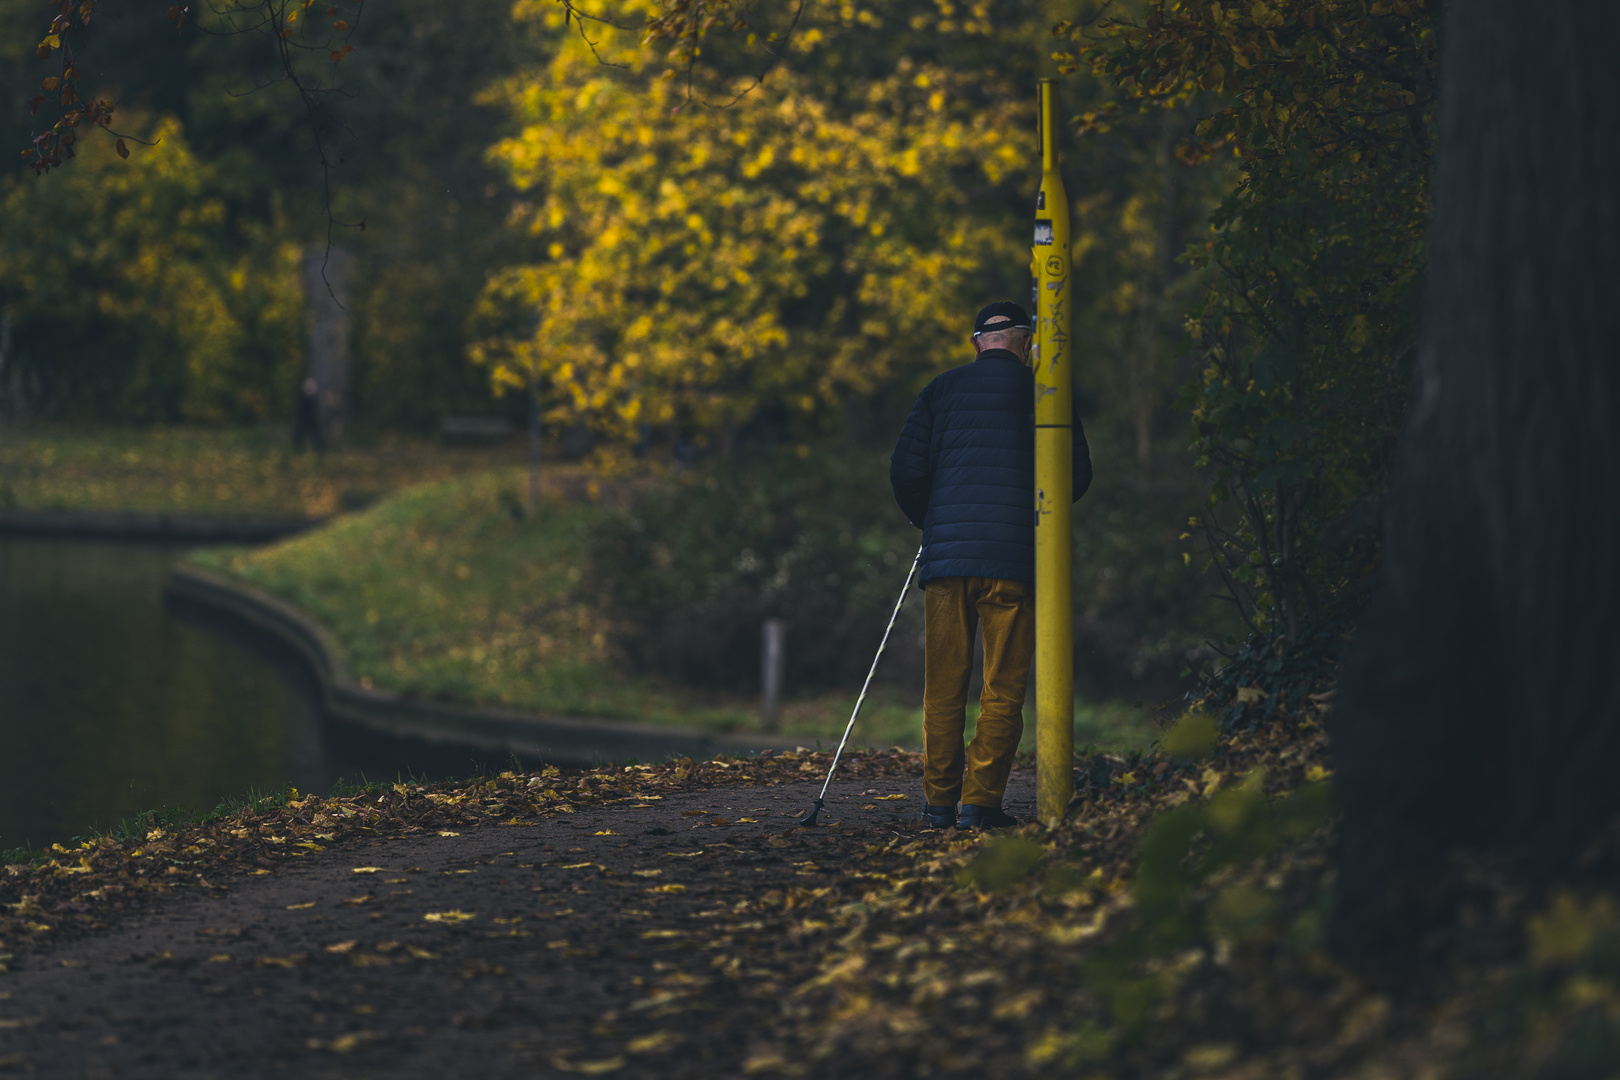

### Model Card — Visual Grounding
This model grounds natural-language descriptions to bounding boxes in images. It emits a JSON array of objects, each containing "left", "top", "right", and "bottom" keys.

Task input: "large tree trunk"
[{"left": 1330, "top": 0, "right": 1620, "bottom": 958}]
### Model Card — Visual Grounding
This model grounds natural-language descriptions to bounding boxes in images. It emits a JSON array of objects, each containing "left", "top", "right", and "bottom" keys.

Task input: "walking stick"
[{"left": 798, "top": 545, "right": 923, "bottom": 827}]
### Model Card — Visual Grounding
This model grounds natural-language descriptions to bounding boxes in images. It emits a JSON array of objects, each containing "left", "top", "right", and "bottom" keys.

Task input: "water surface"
[{"left": 0, "top": 537, "right": 359, "bottom": 852}]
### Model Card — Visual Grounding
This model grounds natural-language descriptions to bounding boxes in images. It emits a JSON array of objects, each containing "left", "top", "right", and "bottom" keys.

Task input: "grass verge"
[{"left": 0, "top": 424, "right": 516, "bottom": 517}]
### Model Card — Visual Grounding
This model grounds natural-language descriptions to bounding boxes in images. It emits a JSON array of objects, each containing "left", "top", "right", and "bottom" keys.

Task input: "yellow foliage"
[
  {"left": 1531, "top": 893, "right": 1620, "bottom": 968},
  {"left": 470, "top": 0, "right": 1030, "bottom": 442}
]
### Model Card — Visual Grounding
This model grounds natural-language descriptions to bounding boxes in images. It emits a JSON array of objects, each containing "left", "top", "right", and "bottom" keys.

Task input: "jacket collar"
[{"left": 975, "top": 348, "right": 1026, "bottom": 365}]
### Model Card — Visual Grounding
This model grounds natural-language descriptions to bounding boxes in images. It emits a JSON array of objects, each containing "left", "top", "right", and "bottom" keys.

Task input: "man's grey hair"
[{"left": 976, "top": 327, "right": 1033, "bottom": 351}]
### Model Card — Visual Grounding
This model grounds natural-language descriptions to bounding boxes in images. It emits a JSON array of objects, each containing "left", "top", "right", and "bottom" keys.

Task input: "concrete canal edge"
[
  {"left": 0, "top": 508, "right": 320, "bottom": 542},
  {"left": 164, "top": 565, "right": 809, "bottom": 769}
]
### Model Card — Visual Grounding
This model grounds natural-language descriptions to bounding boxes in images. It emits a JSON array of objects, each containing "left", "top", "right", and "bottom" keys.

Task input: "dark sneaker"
[
  {"left": 959, "top": 804, "right": 1018, "bottom": 830},
  {"left": 922, "top": 804, "right": 958, "bottom": 830}
]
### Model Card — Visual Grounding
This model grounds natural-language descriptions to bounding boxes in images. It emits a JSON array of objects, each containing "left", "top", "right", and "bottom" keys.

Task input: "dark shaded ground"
[{"left": 0, "top": 768, "right": 1032, "bottom": 1078}]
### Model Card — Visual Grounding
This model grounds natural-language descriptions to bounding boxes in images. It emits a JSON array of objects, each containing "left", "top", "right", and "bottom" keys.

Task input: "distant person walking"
[
  {"left": 890, "top": 301, "right": 1092, "bottom": 830},
  {"left": 292, "top": 376, "right": 324, "bottom": 453}
]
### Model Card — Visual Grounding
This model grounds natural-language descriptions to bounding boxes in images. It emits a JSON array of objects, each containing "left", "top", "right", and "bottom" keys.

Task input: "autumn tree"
[
  {"left": 0, "top": 0, "right": 539, "bottom": 426},
  {"left": 1331, "top": 0, "right": 1620, "bottom": 957},
  {"left": 469, "top": 0, "right": 1055, "bottom": 450},
  {"left": 1070, "top": 0, "right": 1434, "bottom": 647},
  {"left": 0, "top": 116, "right": 303, "bottom": 421}
]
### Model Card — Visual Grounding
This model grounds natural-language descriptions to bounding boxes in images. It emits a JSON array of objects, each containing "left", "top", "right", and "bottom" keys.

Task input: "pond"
[{"left": 0, "top": 536, "right": 373, "bottom": 853}]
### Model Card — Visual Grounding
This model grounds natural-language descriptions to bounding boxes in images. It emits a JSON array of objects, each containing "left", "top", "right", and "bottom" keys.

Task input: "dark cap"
[{"left": 973, "top": 301, "right": 1033, "bottom": 336}]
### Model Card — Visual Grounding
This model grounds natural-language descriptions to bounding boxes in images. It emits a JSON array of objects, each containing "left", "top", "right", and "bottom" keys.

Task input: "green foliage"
[
  {"left": 591, "top": 443, "right": 1233, "bottom": 698},
  {"left": 956, "top": 835, "right": 1048, "bottom": 891},
  {"left": 1159, "top": 710, "right": 1217, "bottom": 760},
  {"left": 1071, "top": 0, "right": 1435, "bottom": 645},
  {"left": 1083, "top": 774, "right": 1333, "bottom": 1035},
  {"left": 1069, "top": 421, "right": 1241, "bottom": 696},
  {"left": 0, "top": 0, "right": 534, "bottom": 429},
  {"left": 589, "top": 448, "right": 922, "bottom": 691},
  {"left": 1485, "top": 893, "right": 1620, "bottom": 1078},
  {"left": 0, "top": 116, "right": 303, "bottom": 422},
  {"left": 1192, "top": 615, "right": 1345, "bottom": 731}
]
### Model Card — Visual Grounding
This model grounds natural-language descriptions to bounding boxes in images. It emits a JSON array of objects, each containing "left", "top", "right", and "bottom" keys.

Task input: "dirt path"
[{"left": 1, "top": 769, "right": 1034, "bottom": 1078}]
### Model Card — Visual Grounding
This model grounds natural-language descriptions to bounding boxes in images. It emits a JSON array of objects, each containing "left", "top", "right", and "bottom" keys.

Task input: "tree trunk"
[
  {"left": 302, "top": 247, "right": 353, "bottom": 445},
  {"left": 1331, "top": 0, "right": 1620, "bottom": 959}
]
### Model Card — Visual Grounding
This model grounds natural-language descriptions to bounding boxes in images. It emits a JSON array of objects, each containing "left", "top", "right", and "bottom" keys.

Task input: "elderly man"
[{"left": 890, "top": 301, "right": 1093, "bottom": 830}]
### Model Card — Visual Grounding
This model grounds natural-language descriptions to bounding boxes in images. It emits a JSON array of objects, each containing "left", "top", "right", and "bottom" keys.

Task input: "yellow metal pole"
[{"left": 1032, "top": 79, "right": 1074, "bottom": 828}]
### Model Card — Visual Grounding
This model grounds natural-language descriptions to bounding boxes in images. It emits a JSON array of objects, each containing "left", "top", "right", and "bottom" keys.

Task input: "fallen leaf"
[
  {"left": 553, "top": 1055, "right": 625, "bottom": 1074},
  {"left": 743, "top": 1051, "right": 788, "bottom": 1073},
  {"left": 626, "top": 1029, "right": 679, "bottom": 1054},
  {"left": 423, "top": 910, "right": 477, "bottom": 923},
  {"left": 286, "top": 902, "right": 316, "bottom": 910},
  {"left": 325, "top": 940, "right": 358, "bottom": 954},
  {"left": 254, "top": 955, "right": 306, "bottom": 968},
  {"left": 308, "top": 1031, "right": 373, "bottom": 1053}
]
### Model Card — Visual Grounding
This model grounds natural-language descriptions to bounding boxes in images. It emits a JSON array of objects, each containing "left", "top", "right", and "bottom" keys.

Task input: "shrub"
[{"left": 589, "top": 449, "right": 923, "bottom": 693}]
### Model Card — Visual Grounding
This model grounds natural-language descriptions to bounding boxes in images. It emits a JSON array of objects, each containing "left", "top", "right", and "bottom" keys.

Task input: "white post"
[
  {"left": 301, "top": 246, "right": 352, "bottom": 445},
  {"left": 762, "top": 618, "right": 786, "bottom": 730},
  {"left": 526, "top": 377, "right": 542, "bottom": 517}
]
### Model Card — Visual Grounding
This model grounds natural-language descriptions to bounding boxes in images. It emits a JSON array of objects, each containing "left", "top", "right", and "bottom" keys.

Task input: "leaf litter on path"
[{"left": 2, "top": 729, "right": 1524, "bottom": 1079}]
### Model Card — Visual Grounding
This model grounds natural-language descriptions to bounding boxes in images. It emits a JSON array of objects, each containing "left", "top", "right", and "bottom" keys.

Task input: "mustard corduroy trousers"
[{"left": 922, "top": 576, "right": 1035, "bottom": 809}]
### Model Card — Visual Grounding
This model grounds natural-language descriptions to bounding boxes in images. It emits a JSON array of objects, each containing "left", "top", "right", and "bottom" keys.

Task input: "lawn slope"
[{"left": 192, "top": 468, "right": 1158, "bottom": 748}]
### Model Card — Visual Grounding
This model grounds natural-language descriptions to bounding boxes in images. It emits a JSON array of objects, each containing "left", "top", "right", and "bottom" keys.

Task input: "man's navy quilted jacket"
[{"left": 889, "top": 349, "right": 1092, "bottom": 585}]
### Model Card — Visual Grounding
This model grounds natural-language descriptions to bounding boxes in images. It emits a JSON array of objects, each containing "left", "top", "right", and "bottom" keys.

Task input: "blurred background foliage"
[
  {"left": 1074, "top": 0, "right": 1433, "bottom": 651},
  {"left": 0, "top": 0, "right": 1433, "bottom": 705},
  {"left": 0, "top": 0, "right": 533, "bottom": 427},
  {"left": 592, "top": 443, "right": 1231, "bottom": 702}
]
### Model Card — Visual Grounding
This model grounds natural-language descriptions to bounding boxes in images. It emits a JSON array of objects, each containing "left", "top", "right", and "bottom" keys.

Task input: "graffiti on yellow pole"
[{"left": 1032, "top": 78, "right": 1074, "bottom": 828}]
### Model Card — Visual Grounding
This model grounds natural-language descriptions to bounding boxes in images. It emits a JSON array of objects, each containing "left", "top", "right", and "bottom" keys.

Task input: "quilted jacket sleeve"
[
  {"left": 1072, "top": 402, "right": 1094, "bottom": 502},
  {"left": 890, "top": 384, "right": 935, "bottom": 529}
]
